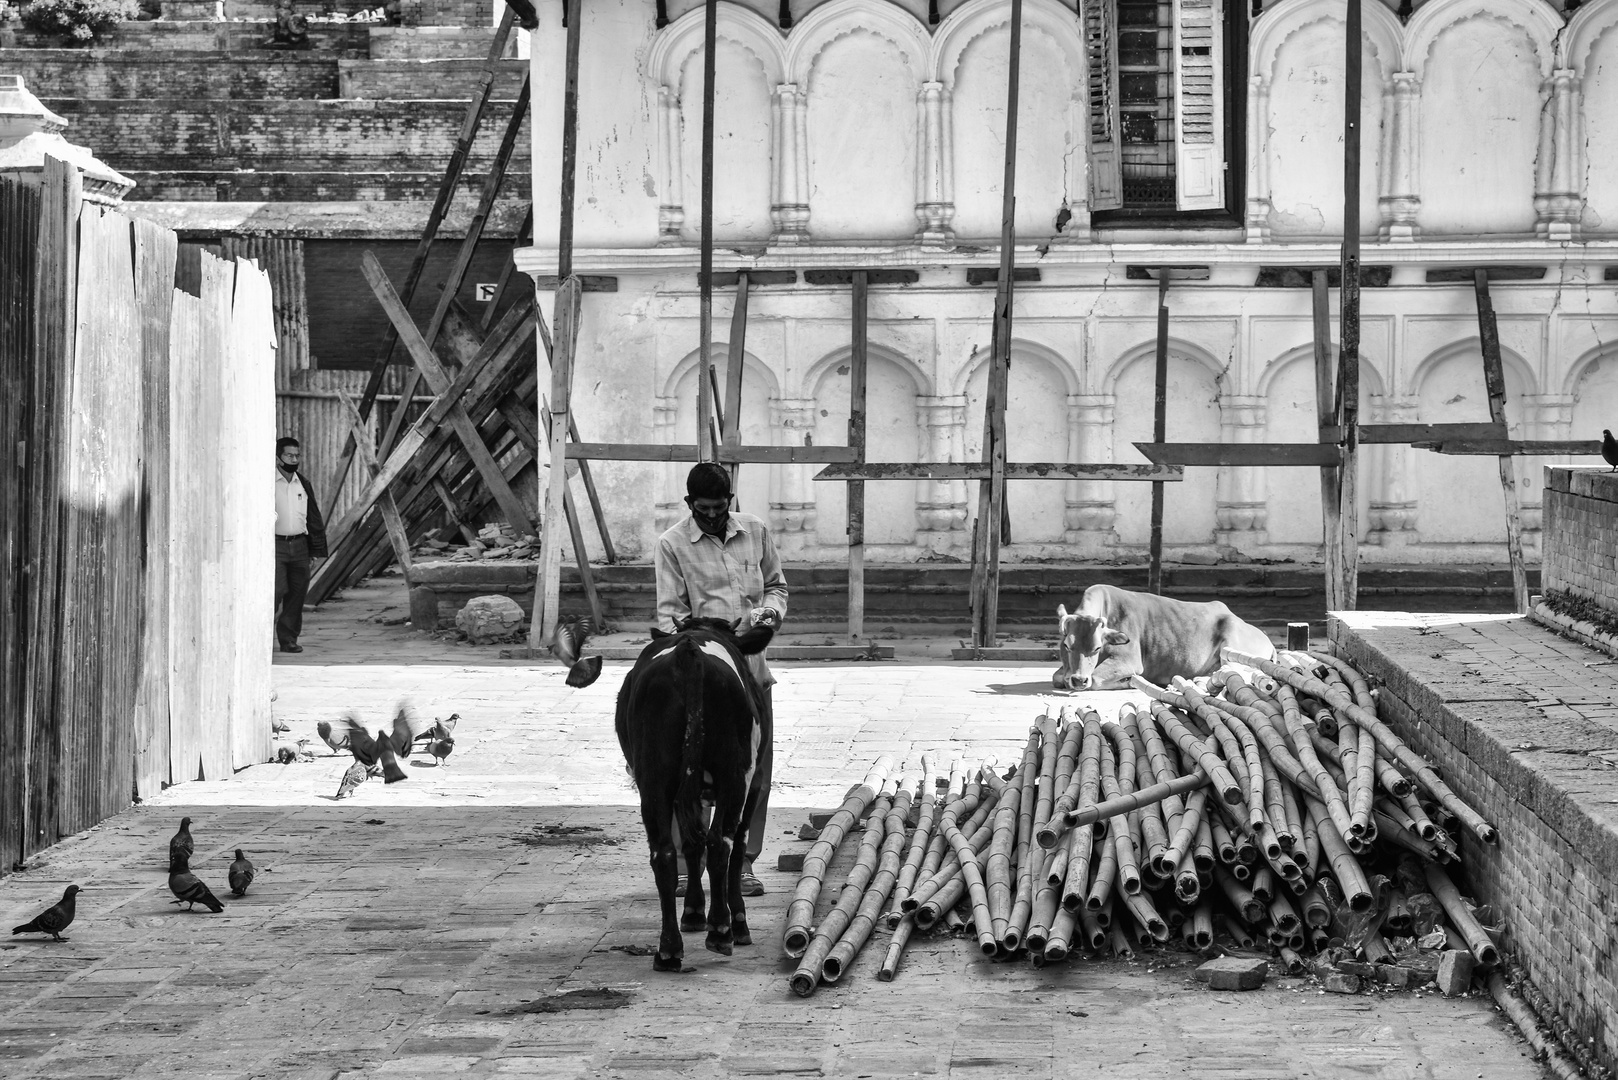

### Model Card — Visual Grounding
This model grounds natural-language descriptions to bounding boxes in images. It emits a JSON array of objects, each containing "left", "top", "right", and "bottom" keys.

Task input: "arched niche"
[
  {"left": 808, "top": 346, "right": 927, "bottom": 547},
  {"left": 1407, "top": 0, "right": 1560, "bottom": 236},
  {"left": 1103, "top": 342, "right": 1226, "bottom": 549},
  {"left": 665, "top": 347, "right": 783, "bottom": 518},
  {"left": 1567, "top": 346, "right": 1618, "bottom": 468},
  {"left": 1254, "top": 0, "right": 1399, "bottom": 237},
  {"left": 932, "top": 0, "right": 1086, "bottom": 241},
  {"left": 1410, "top": 339, "right": 1536, "bottom": 543},
  {"left": 1257, "top": 346, "right": 1384, "bottom": 545},
  {"left": 959, "top": 343, "right": 1078, "bottom": 545},
  {"left": 1565, "top": 0, "right": 1618, "bottom": 234},
  {"left": 786, "top": 0, "right": 930, "bottom": 240}
]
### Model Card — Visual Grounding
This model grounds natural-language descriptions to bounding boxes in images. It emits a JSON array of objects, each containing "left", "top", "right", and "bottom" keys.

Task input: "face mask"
[
  {"left": 278, "top": 458, "right": 299, "bottom": 475},
  {"left": 689, "top": 500, "right": 730, "bottom": 532}
]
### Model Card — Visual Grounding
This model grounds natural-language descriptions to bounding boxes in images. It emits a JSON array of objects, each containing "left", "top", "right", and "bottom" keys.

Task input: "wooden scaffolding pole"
[
  {"left": 1148, "top": 275, "right": 1170, "bottom": 595},
  {"left": 848, "top": 270, "right": 868, "bottom": 641},
  {"left": 723, "top": 271, "right": 750, "bottom": 495},
  {"left": 969, "top": 0, "right": 1023, "bottom": 649},
  {"left": 531, "top": 0, "right": 584, "bottom": 653},
  {"left": 696, "top": 0, "right": 719, "bottom": 462},
  {"left": 1335, "top": 0, "right": 1362, "bottom": 610},
  {"left": 1312, "top": 270, "right": 1345, "bottom": 611},
  {"left": 1474, "top": 269, "right": 1531, "bottom": 613}
]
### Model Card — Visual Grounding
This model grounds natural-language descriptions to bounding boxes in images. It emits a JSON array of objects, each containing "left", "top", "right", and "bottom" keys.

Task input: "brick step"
[
  {"left": 125, "top": 167, "right": 531, "bottom": 201},
  {"left": 0, "top": 50, "right": 341, "bottom": 99},
  {"left": 46, "top": 97, "right": 529, "bottom": 172},
  {"left": 367, "top": 25, "right": 514, "bottom": 59},
  {"left": 0, "top": 20, "right": 369, "bottom": 54},
  {"left": 339, "top": 57, "right": 525, "bottom": 99}
]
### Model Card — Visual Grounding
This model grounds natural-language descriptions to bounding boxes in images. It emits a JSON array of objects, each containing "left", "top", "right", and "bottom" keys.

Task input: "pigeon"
[
  {"left": 169, "top": 817, "right": 194, "bottom": 869},
  {"left": 11, "top": 885, "right": 80, "bottom": 942},
  {"left": 1604, "top": 429, "right": 1618, "bottom": 472},
  {"left": 550, "top": 616, "right": 602, "bottom": 688},
  {"left": 413, "top": 714, "right": 459, "bottom": 748},
  {"left": 333, "top": 703, "right": 418, "bottom": 785},
  {"left": 168, "top": 853, "right": 225, "bottom": 913},
  {"left": 429, "top": 735, "right": 455, "bottom": 766},
  {"left": 228, "top": 850, "right": 255, "bottom": 897},
  {"left": 335, "top": 760, "right": 372, "bottom": 800},
  {"left": 271, "top": 716, "right": 291, "bottom": 734},
  {"left": 317, "top": 720, "right": 350, "bottom": 755}
]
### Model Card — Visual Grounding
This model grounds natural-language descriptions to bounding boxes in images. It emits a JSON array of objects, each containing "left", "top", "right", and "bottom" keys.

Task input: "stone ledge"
[
  {"left": 1547, "top": 466, "right": 1618, "bottom": 502},
  {"left": 1529, "top": 601, "right": 1618, "bottom": 662}
]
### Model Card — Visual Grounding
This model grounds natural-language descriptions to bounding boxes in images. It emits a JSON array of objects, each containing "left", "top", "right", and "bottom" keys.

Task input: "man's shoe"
[
  {"left": 674, "top": 875, "right": 688, "bottom": 897},
  {"left": 281, "top": 642, "right": 303, "bottom": 653},
  {"left": 740, "top": 864, "right": 764, "bottom": 897}
]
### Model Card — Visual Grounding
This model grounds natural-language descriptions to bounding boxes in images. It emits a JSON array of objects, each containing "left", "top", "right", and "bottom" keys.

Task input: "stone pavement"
[{"left": 0, "top": 591, "right": 1551, "bottom": 1080}]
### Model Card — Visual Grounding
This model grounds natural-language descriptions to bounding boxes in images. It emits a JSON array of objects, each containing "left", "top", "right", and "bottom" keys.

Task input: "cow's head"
[
  {"left": 661, "top": 615, "right": 776, "bottom": 656},
  {"left": 1054, "top": 603, "right": 1130, "bottom": 691}
]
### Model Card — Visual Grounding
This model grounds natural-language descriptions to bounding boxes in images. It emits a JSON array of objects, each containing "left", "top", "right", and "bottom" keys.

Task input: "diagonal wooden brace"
[
  {"left": 361, "top": 250, "right": 536, "bottom": 535},
  {"left": 335, "top": 389, "right": 414, "bottom": 587}
]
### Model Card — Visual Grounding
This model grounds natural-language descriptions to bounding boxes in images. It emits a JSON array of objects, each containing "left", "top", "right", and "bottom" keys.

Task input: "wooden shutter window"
[
  {"left": 1086, "top": 0, "right": 1123, "bottom": 211},
  {"left": 1172, "top": 0, "right": 1224, "bottom": 210}
]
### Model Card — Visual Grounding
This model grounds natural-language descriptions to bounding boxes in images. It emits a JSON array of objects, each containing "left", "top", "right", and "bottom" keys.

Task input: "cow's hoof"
[
  {"left": 732, "top": 921, "right": 752, "bottom": 946},
  {"left": 705, "top": 932, "right": 733, "bottom": 956},
  {"left": 680, "top": 911, "right": 705, "bottom": 933},
  {"left": 652, "top": 952, "right": 684, "bottom": 972}
]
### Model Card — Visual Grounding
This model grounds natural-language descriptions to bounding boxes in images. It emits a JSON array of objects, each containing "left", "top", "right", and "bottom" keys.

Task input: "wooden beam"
[
  {"left": 1347, "top": 422, "right": 1503, "bottom": 444},
  {"left": 848, "top": 270, "right": 868, "bottom": 642},
  {"left": 1135, "top": 442, "right": 1343, "bottom": 467},
  {"left": 360, "top": 252, "right": 535, "bottom": 534},
  {"left": 723, "top": 271, "right": 750, "bottom": 450},
  {"left": 1477, "top": 270, "right": 1529, "bottom": 614},
  {"left": 538, "top": 401, "right": 605, "bottom": 629},
  {"left": 430, "top": 474, "right": 480, "bottom": 546},
  {"left": 564, "top": 442, "right": 859, "bottom": 464},
  {"left": 814, "top": 462, "right": 1185, "bottom": 481},
  {"left": 1149, "top": 275, "right": 1169, "bottom": 595},
  {"left": 533, "top": 298, "right": 617, "bottom": 564},
  {"left": 696, "top": 0, "right": 718, "bottom": 461},
  {"left": 1312, "top": 270, "right": 1343, "bottom": 612},
  {"left": 335, "top": 389, "right": 413, "bottom": 587},
  {"left": 1411, "top": 439, "right": 1602, "bottom": 456},
  {"left": 1337, "top": 0, "right": 1363, "bottom": 611}
]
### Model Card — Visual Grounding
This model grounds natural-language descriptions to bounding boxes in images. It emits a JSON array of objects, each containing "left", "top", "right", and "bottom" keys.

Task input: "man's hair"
[
  {"left": 276, "top": 437, "right": 300, "bottom": 455},
  {"left": 685, "top": 462, "right": 732, "bottom": 500}
]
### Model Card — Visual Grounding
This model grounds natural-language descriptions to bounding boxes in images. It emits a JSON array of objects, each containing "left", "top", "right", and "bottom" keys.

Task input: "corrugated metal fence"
[{"left": 0, "top": 159, "right": 276, "bottom": 873}]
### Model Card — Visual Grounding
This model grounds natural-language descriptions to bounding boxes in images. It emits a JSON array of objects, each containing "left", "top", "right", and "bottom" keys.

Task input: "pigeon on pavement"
[
  {"left": 169, "top": 817, "right": 194, "bottom": 869},
  {"left": 228, "top": 850, "right": 255, "bottom": 897},
  {"left": 11, "top": 885, "right": 81, "bottom": 942},
  {"left": 317, "top": 720, "right": 350, "bottom": 754},
  {"left": 1603, "top": 429, "right": 1618, "bottom": 472},
  {"left": 168, "top": 853, "right": 225, "bottom": 913},
  {"left": 333, "top": 703, "right": 418, "bottom": 788},
  {"left": 335, "top": 760, "right": 372, "bottom": 800},
  {"left": 429, "top": 735, "right": 455, "bottom": 766}
]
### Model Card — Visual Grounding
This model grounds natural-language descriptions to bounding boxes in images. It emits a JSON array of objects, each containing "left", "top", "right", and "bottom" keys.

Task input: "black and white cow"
[
  {"left": 614, "top": 615, "right": 774, "bottom": 971},
  {"left": 1052, "top": 583, "right": 1276, "bottom": 691}
]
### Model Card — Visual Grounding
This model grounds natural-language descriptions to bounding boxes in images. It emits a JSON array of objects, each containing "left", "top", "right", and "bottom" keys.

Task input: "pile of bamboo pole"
[{"left": 782, "top": 650, "right": 1502, "bottom": 994}]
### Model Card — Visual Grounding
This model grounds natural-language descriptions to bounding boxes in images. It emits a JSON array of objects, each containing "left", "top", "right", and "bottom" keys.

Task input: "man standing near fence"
[
  {"left": 655, "top": 462, "right": 787, "bottom": 897},
  {"left": 274, "top": 437, "right": 328, "bottom": 654}
]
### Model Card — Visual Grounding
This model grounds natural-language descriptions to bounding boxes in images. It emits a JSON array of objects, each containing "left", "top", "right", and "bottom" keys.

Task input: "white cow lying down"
[{"left": 1052, "top": 583, "right": 1276, "bottom": 691}]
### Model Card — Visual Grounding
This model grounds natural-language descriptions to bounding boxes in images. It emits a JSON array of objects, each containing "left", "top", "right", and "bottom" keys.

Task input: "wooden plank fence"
[{"left": 0, "top": 158, "right": 275, "bottom": 872}]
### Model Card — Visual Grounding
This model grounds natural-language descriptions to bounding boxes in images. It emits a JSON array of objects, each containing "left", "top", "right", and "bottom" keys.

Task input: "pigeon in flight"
[
  {"left": 551, "top": 616, "right": 602, "bottom": 688},
  {"left": 11, "top": 885, "right": 80, "bottom": 942},
  {"left": 316, "top": 720, "right": 350, "bottom": 755},
  {"left": 1603, "top": 429, "right": 1618, "bottom": 472},
  {"left": 168, "top": 853, "right": 225, "bottom": 913},
  {"left": 331, "top": 703, "right": 418, "bottom": 798},
  {"left": 169, "top": 817, "right": 194, "bottom": 869},
  {"left": 228, "top": 850, "right": 255, "bottom": 897}
]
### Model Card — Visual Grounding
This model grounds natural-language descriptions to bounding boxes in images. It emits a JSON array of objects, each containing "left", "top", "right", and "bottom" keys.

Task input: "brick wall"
[
  {"left": 1, "top": 51, "right": 340, "bottom": 99},
  {"left": 126, "top": 168, "right": 530, "bottom": 202},
  {"left": 1332, "top": 617, "right": 1618, "bottom": 1077},
  {"left": 368, "top": 25, "right": 513, "bottom": 58},
  {"left": 45, "top": 98, "right": 530, "bottom": 171},
  {"left": 0, "top": 22, "right": 369, "bottom": 53},
  {"left": 338, "top": 57, "right": 526, "bottom": 99},
  {"left": 1542, "top": 467, "right": 1618, "bottom": 616}
]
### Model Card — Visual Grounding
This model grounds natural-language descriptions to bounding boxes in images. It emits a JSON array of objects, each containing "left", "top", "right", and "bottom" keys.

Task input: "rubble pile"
[{"left": 413, "top": 523, "right": 537, "bottom": 562}]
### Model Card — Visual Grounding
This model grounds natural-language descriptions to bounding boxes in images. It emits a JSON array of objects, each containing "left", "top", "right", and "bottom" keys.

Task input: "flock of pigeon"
[
  {"left": 10, "top": 817, "right": 255, "bottom": 942},
  {"left": 316, "top": 705, "right": 459, "bottom": 800}
]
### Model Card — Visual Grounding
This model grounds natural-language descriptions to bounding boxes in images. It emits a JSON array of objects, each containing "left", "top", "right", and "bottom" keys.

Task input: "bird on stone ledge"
[{"left": 1603, "top": 428, "right": 1618, "bottom": 471}]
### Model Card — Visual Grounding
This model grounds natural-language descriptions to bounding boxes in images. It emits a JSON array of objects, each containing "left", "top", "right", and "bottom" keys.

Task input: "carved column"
[
  {"left": 768, "top": 396, "right": 818, "bottom": 534},
  {"left": 1244, "top": 75, "right": 1271, "bottom": 242},
  {"left": 1366, "top": 395, "right": 1417, "bottom": 545},
  {"left": 914, "top": 81, "right": 955, "bottom": 246},
  {"left": 656, "top": 86, "right": 685, "bottom": 243},
  {"left": 653, "top": 394, "right": 683, "bottom": 532},
  {"left": 1215, "top": 395, "right": 1267, "bottom": 550},
  {"left": 1535, "top": 70, "right": 1582, "bottom": 241},
  {"left": 1380, "top": 73, "right": 1420, "bottom": 241},
  {"left": 771, "top": 83, "right": 810, "bottom": 243},
  {"left": 1065, "top": 394, "right": 1118, "bottom": 550},
  {"left": 916, "top": 394, "right": 969, "bottom": 556}
]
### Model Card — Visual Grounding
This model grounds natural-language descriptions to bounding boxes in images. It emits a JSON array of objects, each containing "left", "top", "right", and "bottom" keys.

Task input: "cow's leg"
[
  {"left": 641, "top": 788, "right": 684, "bottom": 972},
  {"left": 676, "top": 800, "right": 707, "bottom": 933},
  {"left": 729, "top": 780, "right": 763, "bottom": 947},
  {"left": 704, "top": 779, "right": 748, "bottom": 955}
]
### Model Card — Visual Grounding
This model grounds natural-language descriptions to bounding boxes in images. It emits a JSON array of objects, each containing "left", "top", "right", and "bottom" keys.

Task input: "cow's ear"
[
  {"left": 730, "top": 615, "right": 746, "bottom": 633},
  {"left": 1105, "top": 629, "right": 1131, "bottom": 646},
  {"left": 1056, "top": 604, "right": 1068, "bottom": 619},
  {"left": 650, "top": 626, "right": 670, "bottom": 639}
]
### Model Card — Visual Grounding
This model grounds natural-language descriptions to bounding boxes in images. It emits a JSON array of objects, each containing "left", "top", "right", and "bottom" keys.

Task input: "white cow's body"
[{"left": 1052, "top": 584, "right": 1276, "bottom": 691}]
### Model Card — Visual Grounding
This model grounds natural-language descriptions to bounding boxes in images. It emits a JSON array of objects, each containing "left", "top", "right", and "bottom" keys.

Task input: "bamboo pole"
[
  {"left": 1424, "top": 860, "right": 1500, "bottom": 966},
  {"left": 848, "top": 270, "right": 867, "bottom": 641},
  {"left": 783, "top": 754, "right": 894, "bottom": 958},
  {"left": 1149, "top": 275, "right": 1170, "bottom": 594},
  {"left": 1004, "top": 723, "right": 1044, "bottom": 948},
  {"left": 942, "top": 765, "right": 999, "bottom": 954},
  {"left": 696, "top": 0, "right": 718, "bottom": 461},
  {"left": 792, "top": 778, "right": 896, "bottom": 996},
  {"left": 888, "top": 752, "right": 942, "bottom": 922},
  {"left": 1337, "top": 0, "right": 1362, "bottom": 609},
  {"left": 822, "top": 770, "right": 918, "bottom": 981}
]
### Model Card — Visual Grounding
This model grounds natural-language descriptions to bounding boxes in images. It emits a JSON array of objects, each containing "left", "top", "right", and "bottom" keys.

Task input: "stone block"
[
  {"left": 776, "top": 851, "right": 806, "bottom": 873},
  {"left": 1194, "top": 957, "right": 1268, "bottom": 991},
  {"left": 409, "top": 586, "right": 440, "bottom": 631},
  {"left": 796, "top": 823, "right": 820, "bottom": 841},
  {"left": 1437, "top": 950, "right": 1475, "bottom": 997},
  {"left": 454, "top": 594, "right": 524, "bottom": 644},
  {"left": 1324, "top": 972, "right": 1361, "bottom": 994}
]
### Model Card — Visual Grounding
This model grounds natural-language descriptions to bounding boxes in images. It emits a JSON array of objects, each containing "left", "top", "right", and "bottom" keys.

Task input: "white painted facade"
[{"left": 517, "top": 0, "right": 1618, "bottom": 566}]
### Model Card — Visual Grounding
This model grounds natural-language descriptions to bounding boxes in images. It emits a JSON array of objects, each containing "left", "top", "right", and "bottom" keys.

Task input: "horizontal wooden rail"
[
  {"left": 1413, "top": 439, "right": 1602, "bottom": 456},
  {"left": 813, "top": 462, "right": 1184, "bottom": 481},
  {"left": 563, "top": 442, "right": 859, "bottom": 463},
  {"left": 1335, "top": 422, "right": 1503, "bottom": 444},
  {"left": 1134, "top": 443, "right": 1342, "bottom": 467}
]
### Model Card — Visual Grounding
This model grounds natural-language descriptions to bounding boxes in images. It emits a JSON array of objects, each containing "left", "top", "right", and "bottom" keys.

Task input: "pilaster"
[
  {"left": 656, "top": 86, "right": 684, "bottom": 243},
  {"left": 769, "top": 396, "right": 818, "bottom": 533},
  {"left": 771, "top": 83, "right": 810, "bottom": 243},
  {"left": 1066, "top": 394, "right": 1119, "bottom": 549},
  {"left": 1366, "top": 395, "right": 1417, "bottom": 545},
  {"left": 1244, "top": 75, "right": 1271, "bottom": 242},
  {"left": 1379, "top": 73, "right": 1420, "bottom": 242},
  {"left": 1535, "top": 70, "right": 1582, "bottom": 241},
  {"left": 1215, "top": 395, "right": 1267, "bottom": 549},
  {"left": 917, "top": 394, "right": 968, "bottom": 555},
  {"left": 914, "top": 81, "right": 955, "bottom": 247}
]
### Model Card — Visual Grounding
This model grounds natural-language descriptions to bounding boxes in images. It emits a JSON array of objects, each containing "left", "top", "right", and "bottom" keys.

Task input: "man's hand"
[{"left": 750, "top": 607, "right": 781, "bottom": 629}]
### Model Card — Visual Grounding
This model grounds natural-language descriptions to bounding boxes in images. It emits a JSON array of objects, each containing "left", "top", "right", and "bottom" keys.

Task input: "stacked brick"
[{"left": 1542, "top": 467, "right": 1618, "bottom": 617}]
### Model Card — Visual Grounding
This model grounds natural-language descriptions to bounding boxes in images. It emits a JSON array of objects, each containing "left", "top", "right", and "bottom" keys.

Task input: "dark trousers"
[
  {"left": 274, "top": 535, "right": 311, "bottom": 647},
  {"left": 674, "top": 685, "right": 773, "bottom": 865}
]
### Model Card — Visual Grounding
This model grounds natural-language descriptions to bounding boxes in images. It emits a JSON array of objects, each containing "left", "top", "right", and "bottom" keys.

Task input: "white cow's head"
[{"left": 1054, "top": 603, "right": 1131, "bottom": 691}]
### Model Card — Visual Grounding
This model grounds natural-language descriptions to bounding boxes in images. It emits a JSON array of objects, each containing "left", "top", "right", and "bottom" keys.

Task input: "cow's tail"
[{"left": 674, "top": 637, "right": 706, "bottom": 836}]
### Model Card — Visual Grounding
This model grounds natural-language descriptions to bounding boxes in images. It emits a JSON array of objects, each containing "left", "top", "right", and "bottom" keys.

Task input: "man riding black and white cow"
[{"left": 1052, "top": 583, "right": 1275, "bottom": 691}]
